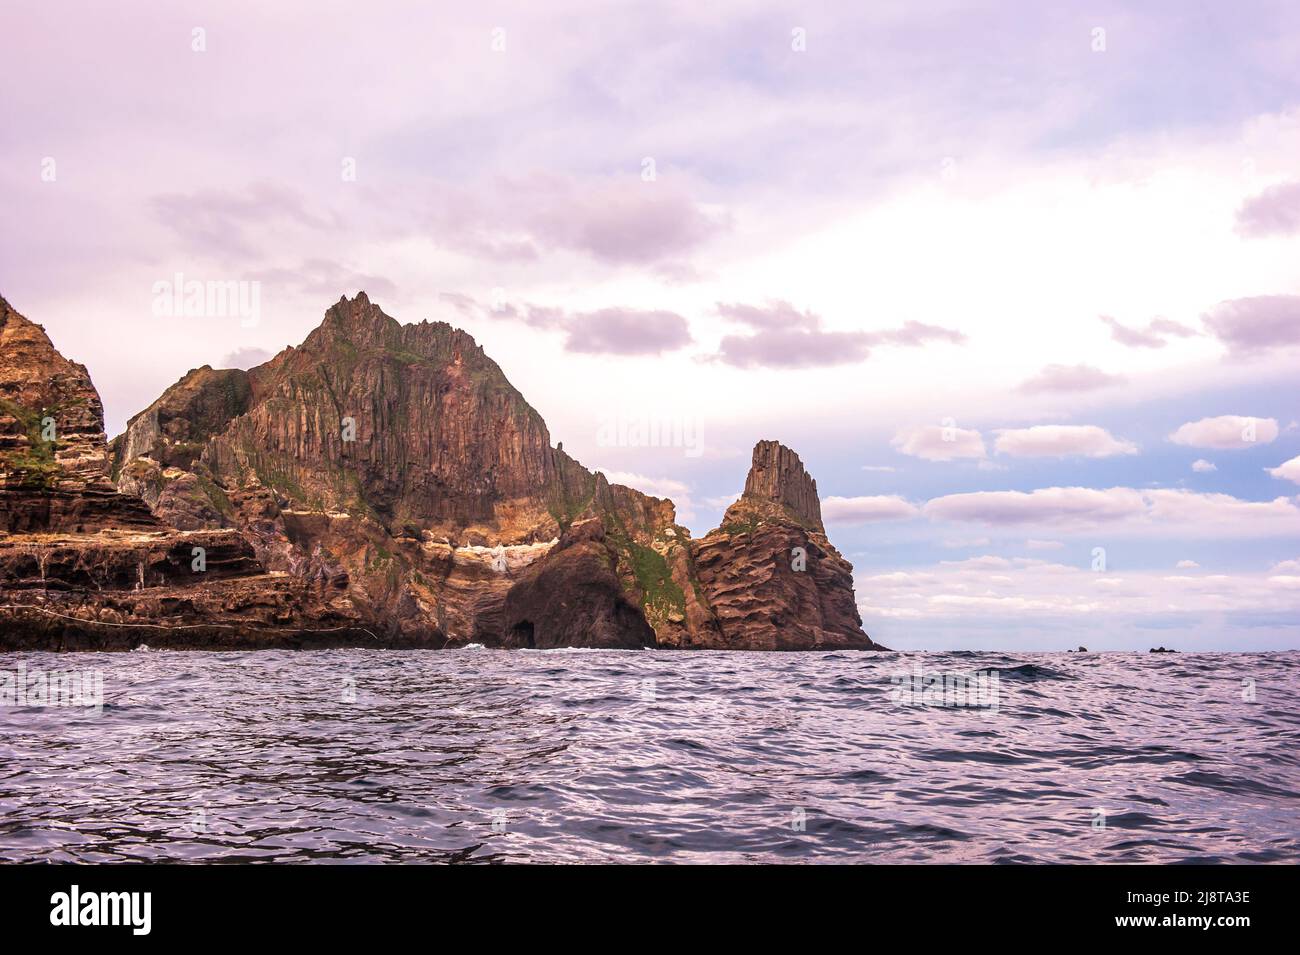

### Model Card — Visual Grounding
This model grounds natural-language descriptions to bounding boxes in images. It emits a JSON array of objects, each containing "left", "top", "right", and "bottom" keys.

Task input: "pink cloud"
[
  {"left": 822, "top": 495, "right": 920, "bottom": 524},
  {"left": 1017, "top": 363, "right": 1125, "bottom": 394},
  {"left": 712, "top": 301, "right": 964, "bottom": 369},
  {"left": 1100, "top": 314, "right": 1196, "bottom": 348},
  {"left": 994, "top": 425, "right": 1137, "bottom": 458},
  {"left": 1236, "top": 180, "right": 1300, "bottom": 237},
  {"left": 892, "top": 425, "right": 986, "bottom": 461},
  {"left": 564, "top": 308, "right": 692, "bottom": 356},
  {"left": 1202, "top": 295, "right": 1300, "bottom": 354}
]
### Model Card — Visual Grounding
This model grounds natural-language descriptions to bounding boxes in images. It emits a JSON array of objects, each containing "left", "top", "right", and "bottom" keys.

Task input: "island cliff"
[{"left": 0, "top": 293, "right": 887, "bottom": 651}]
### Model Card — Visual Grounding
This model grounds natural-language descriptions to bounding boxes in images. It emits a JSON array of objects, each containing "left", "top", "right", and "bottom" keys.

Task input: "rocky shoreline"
[{"left": 0, "top": 293, "right": 886, "bottom": 652}]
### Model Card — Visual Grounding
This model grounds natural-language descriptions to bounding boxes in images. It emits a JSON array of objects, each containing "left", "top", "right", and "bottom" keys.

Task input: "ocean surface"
[{"left": 1, "top": 648, "right": 1296, "bottom": 864}]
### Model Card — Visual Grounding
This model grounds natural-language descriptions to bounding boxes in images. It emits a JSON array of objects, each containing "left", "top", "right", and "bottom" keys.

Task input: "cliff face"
[
  {"left": 4, "top": 292, "right": 885, "bottom": 651},
  {"left": 0, "top": 296, "right": 158, "bottom": 534},
  {"left": 692, "top": 442, "right": 886, "bottom": 650},
  {"left": 101, "top": 293, "right": 701, "bottom": 645},
  {"left": 0, "top": 297, "right": 371, "bottom": 649}
]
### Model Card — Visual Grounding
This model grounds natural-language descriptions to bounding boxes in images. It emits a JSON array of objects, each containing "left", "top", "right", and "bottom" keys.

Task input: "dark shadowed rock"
[{"left": 498, "top": 519, "right": 656, "bottom": 649}]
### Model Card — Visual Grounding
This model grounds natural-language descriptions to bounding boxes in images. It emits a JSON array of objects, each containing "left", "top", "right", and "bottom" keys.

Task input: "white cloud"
[
  {"left": 922, "top": 486, "right": 1300, "bottom": 537},
  {"left": 1176, "top": 559, "right": 1200, "bottom": 569},
  {"left": 891, "top": 425, "right": 985, "bottom": 461},
  {"left": 1267, "top": 454, "right": 1300, "bottom": 484},
  {"left": 1026, "top": 539, "right": 1064, "bottom": 550},
  {"left": 924, "top": 486, "right": 1145, "bottom": 527},
  {"left": 858, "top": 558, "right": 1300, "bottom": 623},
  {"left": 1271, "top": 559, "right": 1300, "bottom": 573},
  {"left": 823, "top": 495, "right": 919, "bottom": 524},
  {"left": 994, "top": 425, "right": 1137, "bottom": 458},
  {"left": 860, "top": 464, "right": 897, "bottom": 472},
  {"left": 1191, "top": 459, "right": 1217, "bottom": 472},
  {"left": 1168, "top": 415, "right": 1279, "bottom": 449}
]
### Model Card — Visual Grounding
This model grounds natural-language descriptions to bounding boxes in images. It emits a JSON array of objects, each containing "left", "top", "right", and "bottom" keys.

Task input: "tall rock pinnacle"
[
  {"left": 741, "top": 439, "right": 824, "bottom": 532},
  {"left": 694, "top": 439, "right": 885, "bottom": 650}
]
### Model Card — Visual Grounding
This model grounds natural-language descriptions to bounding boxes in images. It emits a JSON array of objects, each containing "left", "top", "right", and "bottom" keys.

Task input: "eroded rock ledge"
[{"left": 0, "top": 293, "right": 886, "bottom": 651}]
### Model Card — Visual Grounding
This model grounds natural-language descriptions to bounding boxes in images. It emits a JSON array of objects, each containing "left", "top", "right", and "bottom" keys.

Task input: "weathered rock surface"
[
  {"left": 693, "top": 442, "right": 886, "bottom": 650},
  {"left": 4, "top": 292, "right": 885, "bottom": 651},
  {"left": 498, "top": 518, "right": 656, "bottom": 649},
  {"left": 0, "top": 297, "right": 372, "bottom": 649},
  {"left": 1, "top": 296, "right": 160, "bottom": 534}
]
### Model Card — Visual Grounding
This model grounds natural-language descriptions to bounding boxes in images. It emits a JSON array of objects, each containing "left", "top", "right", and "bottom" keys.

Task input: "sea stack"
[
  {"left": 2, "top": 293, "right": 888, "bottom": 651},
  {"left": 693, "top": 440, "right": 887, "bottom": 650}
]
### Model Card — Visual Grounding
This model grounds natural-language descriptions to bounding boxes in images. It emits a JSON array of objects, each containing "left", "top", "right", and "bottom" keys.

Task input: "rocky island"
[{"left": 0, "top": 293, "right": 886, "bottom": 652}]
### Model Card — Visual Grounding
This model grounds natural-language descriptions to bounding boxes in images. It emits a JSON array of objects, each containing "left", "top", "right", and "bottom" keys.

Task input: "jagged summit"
[
  {"left": 740, "top": 439, "right": 824, "bottom": 532},
  {"left": 696, "top": 438, "right": 884, "bottom": 650},
  {"left": 4, "top": 293, "right": 884, "bottom": 652}
]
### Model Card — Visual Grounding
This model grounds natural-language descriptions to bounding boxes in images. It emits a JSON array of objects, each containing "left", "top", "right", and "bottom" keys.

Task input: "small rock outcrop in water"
[
  {"left": 1, "top": 293, "right": 886, "bottom": 651},
  {"left": 1149, "top": 646, "right": 1178, "bottom": 653}
]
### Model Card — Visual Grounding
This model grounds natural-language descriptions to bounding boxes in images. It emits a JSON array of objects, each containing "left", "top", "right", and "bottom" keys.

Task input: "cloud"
[
  {"left": 891, "top": 424, "right": 986, "bottom": 461},
  {"left": 564, "top": 309, "right": 693, "bottom": 356},
  {"left": 1099, "top": 314, "right": 1196, "bottom": 348},
  {"left": 1168, "top": 415, "right": 1279, "bottom": 449},
  {"left": 1236, "top": 180, "right": 1300, "bottom": 237},
  {"left": 710, "top": 301, "right": 964, "bottom": 369},
  {"left": 924, "top": 486, "right": 1145, "bottom": 526},
  {"left": 923, "top": 486, "right": 1300, "bottom": 537},
  {"left": 860, "top": 465, "right": 897, "bottom": 472},
  {"left": 1025, "top": 539, "right": 1064, "bottom": 550},
  {"left": 1191, "top": 459, "right": 1217, "bottom": 473},
  {"left": 221, "top": 347, "right": 273, "bottom": 370},
  {"left": 1271, "top": 559, "right": 1300, "bottom": 574},
  {"left": 1016, "top": 363, "right": 1125, "bottom": 394},
  {"left": 994, "top": 425, "right": 1137, "bottom": 458},
  {"left": 449, "top": 294, "right": 692, "bottom": 355},
  {"left": 512, "top": 176, "right": 726, "bottom": 267},
  {"left": 715, "top": 327, "right": 873, "bottom": 368},
  {"left": 249, "top": 258, "right": 396, "bottom": 301},
  {"left": 822, "top": 495, "right": 920, "bottom": 524},
  {"left": 1176, "top": 560, "right": 1200, "bottom": 569},
  {"left": 1267, "top": 454, "right": 1300, "bottom": 485},
  {"left": 1201, "top": 296, "right": 1300, "bottom": 354},
  {"left": 866, "top": 321, "right": 967, "bottom": 347},
  {"left": 858, "top": 558, "right": 1300, "bottom": 625},
  {"left": 150, "top": 181, "right": 335, "bottom": 260},
  {"left": 422, "top": 175, "right": 727, "bottom": 269}
]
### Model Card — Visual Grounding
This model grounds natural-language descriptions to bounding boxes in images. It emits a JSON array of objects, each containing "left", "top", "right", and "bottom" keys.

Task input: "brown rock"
[
  {"left": 499, "top": 519, "right": 656, "bottom": 649},
  {"left": 692, "top": 441, "right": 887, "bottom": 650},
  {"left": 0, "top": 296, "right": 378, "bottom": 649},
  {"left": 7, "top": 293, "right": 886, "bottom": 651}
]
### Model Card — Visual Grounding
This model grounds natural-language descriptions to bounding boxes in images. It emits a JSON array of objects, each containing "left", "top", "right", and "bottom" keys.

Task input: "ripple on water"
[{"left": 0, "top": 649, "right": 1297, "bottom": 863}]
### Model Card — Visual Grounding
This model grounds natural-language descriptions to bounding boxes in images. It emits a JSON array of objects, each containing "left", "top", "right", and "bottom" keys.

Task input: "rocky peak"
[
  {"left": 739, "top": 439, "right": 824, "bottom": 532},
  {"left": 0, "top": 296, "right": 109, "bottom": 480},
  {"left": 1, "top": 298, "right": 160, "bottom": 532}
]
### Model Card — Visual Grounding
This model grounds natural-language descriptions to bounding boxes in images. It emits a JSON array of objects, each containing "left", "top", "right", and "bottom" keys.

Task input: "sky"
[{"left": 2, "top": 1, "right": 1298, "bottom": 650}]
